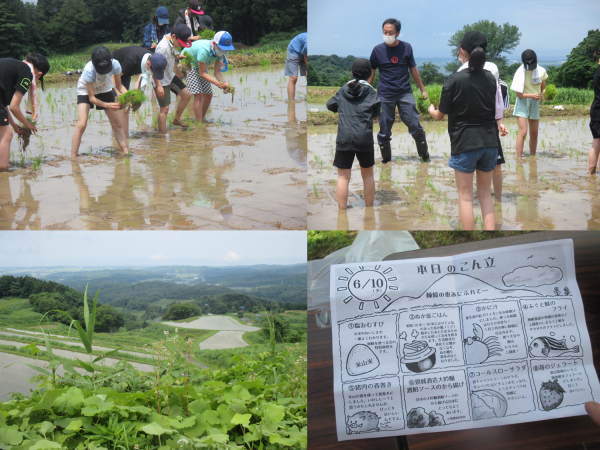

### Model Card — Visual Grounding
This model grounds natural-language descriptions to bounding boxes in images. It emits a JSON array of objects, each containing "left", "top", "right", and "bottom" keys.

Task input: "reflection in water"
[
  {"left": 0, "top": 64, "right": 307, "bottom": 230},
  {"left": 0, "top": 174, "right": 40, "bottom": 230}
]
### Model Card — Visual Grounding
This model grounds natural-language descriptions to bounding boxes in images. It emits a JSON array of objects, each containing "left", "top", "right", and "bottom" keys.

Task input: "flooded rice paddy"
[
  {"left": 0, "top": 64, "right": 307, "bottom": 230},
  {"left": 308, "top": 117, "right": 600, "bottom": 230}
]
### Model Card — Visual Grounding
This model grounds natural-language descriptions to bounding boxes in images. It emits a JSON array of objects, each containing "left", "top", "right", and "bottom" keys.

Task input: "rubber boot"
[
  {"left": 416, "top": 138, "right": 430, "bottom": 163},
  {"left": 380, "top": 142, "right": 392, "bottom": 164}
]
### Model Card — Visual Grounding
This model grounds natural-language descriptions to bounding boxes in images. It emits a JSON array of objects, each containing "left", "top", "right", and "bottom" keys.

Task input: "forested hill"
[
  {"left": 1, "top": 0, "right": 306, "bottom": 56},
  {"left": 39, "top": 264, "right": 306, "bottom": 289}
]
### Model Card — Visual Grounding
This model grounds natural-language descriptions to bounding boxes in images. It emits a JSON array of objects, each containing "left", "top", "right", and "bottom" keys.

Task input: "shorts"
[
  {"left": 496, "top": 135, "right": 505, "bottom": 165},
  {"left": 448, "top": 148, "right": 498, "bottom": 174},
  {"left": 513, "top": 96, "right": 540, "bottom": 120},
  {"left": 333, "top": 151, "right": 374, "bottom": 169},
  {"left": 0, "top": 101, "right": 8, "bottom": 126},
  {"left": 186, "top": 68, "right": 212, "bottom": 95},
  {"left": 77, "top": 91, "right": 116, "bottom": 110},
  {"left": 154, "top": 76, "right": 186, "bottom": 108},
  {"left": 285, "top": 51, "right": 306, "bottom": 77},
  {"left": 590, "top": 120, "right": 600, "bottom": 140}
]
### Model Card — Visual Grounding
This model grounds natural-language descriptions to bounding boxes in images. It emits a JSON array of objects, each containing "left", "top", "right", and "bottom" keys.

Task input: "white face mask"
[
  {"left": 383, "top": 35, "right": 396, "bottom": 45},
  {"left": 215, "top": 48, "right": 226, "bottom": 58}
]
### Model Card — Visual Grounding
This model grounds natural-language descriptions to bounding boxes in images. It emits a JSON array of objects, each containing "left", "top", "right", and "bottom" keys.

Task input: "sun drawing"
[{"left": 336, "top": 265, "right": 398, "bottom": 310}]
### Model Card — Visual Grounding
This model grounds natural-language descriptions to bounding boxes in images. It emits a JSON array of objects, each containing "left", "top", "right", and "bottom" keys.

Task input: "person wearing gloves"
[
  {"left": 182, "top": 31, "right": 233, "bottom": 123},
  {"left": 428, "top": 31, "right": 507, "bottom": 230},
  {"left": 588, "top": 49, "right": 600, "bottom": 175},
  {"left": 154, "top": 23, "right": 194, "bottom": 132},
  {"left": 326, "top": 58, "right": 381, "bottom": 211},
  {"left": 0, "top": 53, "right": 50, "bottom": 171},
  {"left": 511, "top": 49, "right": 547, "bottom": 158},
  {"left": 71, "top": 46, "right": 129, "bottom": 157},
  {"left": 173, "top": 0, "right": 213, "bottom": 41},
  {"left": 368, "top": 18, "right": 430, "bottom": 164},
  {"left": 285, "top": 32, "right": 307, "bottom": 102},
  {"left": 142, "top": 6, "right": 171, "bottom": 52}
]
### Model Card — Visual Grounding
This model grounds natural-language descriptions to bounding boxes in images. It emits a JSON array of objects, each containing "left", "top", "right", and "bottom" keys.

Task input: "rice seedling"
[
  {"left": 423, "top": 197, "right": 434, "bottom": 214},
  {"left": 179, "top": 52, "right": 195, "bottom": 78},
  {"left": 380, "top": 168, "right": 391, "bottom": 182},
  {"left": 540, "top": 175, "right": 548, "bottom": 185},
  {"left": 261, "top": 59, "right": 271, "bottom": 66},
  {"left": 118, "top": 90, "right": 147, "bottom": 113},
  {"left": 312, "top": 179, "right": 320, "bottom": 197},
  {"left": 32, "top": 155, "right": 42, "bottom": 171},
  {"left": 426, "top": 84, "right": 443, "bottom": 108}
]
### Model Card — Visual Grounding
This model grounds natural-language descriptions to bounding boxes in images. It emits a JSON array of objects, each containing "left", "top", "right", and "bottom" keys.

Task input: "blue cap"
[
  {"left": 156, "top": 6, "right": 169, "bottom": 25},
  {"left": 213, "top": 31, "right": 235, "bottom": 51},
  {"left": 149, "top": 53, "right": 167, "bottom": 80}
]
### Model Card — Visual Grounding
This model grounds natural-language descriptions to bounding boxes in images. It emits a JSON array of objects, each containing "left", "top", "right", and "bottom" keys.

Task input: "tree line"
[
  {"left": 0, "top": 0, "right": 306, "bottom": 56},
  {"left": 308, "top": 22, "right": 600, "bottom": 90}
]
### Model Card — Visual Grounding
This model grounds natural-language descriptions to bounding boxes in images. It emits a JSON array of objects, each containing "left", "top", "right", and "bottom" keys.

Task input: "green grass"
[
  {"left": 47, "top": 42, "right": 139, "bottom": 74},
  {"left": 308, "top": 231, "right": 533, "bottom": 260},
  {"left": 196, "top": 342, "right": 304, "bottom": 369}
]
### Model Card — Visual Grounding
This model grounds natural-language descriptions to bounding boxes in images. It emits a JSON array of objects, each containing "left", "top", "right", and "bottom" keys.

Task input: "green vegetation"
[
  {"left": 551, "top": 29, "right": 600, "bottom": 89},
  {"left": 445, "top": 20, "right": 522, "bottom": 79},
  {"left": 199, "top": 29, "right": 216, "bottom": 40},
  {"left": 163, "top": 303, "right": 202, "bottom": 321},
  {"left": 308, "top": 231, "right": 532, "bottom": 260},
  {"left": 545, "top": 84, "right": 558, "bottom": 100},
  {"left": 118, "top": 89, "right": 147, "bottom": 113},
  {"left": 0, "top": 290, "right": 306, "bottom": 448},
  {"left": 426, "top": 84, "right": 443, "bottom": 108},
  {"left": 1, "top": 0, "right": 305, "bottom": 57}
]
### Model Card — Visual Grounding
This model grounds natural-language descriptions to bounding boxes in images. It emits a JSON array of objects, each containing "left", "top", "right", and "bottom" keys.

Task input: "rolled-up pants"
[{"left": 377, "top": 91, "right": 425, "bottom": 145}]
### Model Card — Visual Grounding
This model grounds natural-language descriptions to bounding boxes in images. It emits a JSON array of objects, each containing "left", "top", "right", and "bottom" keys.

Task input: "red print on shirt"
[{"left": 391, "top": 56, "right": 399, "bottom": 64}]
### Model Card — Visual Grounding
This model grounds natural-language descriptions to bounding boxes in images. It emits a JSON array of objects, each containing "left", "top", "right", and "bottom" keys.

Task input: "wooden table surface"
[{"left": 308, "top": 231, "right": 600, "bottom": 450}]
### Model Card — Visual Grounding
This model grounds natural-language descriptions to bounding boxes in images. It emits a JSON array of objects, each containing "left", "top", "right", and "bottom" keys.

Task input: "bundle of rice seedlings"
[
  {"left": 18, "top": 116, "right": 34, "bottom": 152},
  {"left": 199, "top": 29, "right": 216, "bottom": 40},
  {"left": 224, "top": 85, "right": 236, "bottom": 104},
  {"left": 416, "top": 96, "right": 431, "bottom": 116},
  {"left": 118, "top": 90, "right": 147, "bottom": 113},
  {"left": 426, "top": 84, "right": 443, "bottom": 108},
  {"left": 179, "top": 52, "right": 195, "bottom": 78}
]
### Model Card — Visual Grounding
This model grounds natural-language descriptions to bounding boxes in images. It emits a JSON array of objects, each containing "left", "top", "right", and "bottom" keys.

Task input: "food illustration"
[
  {"left": 463, "top": 324, "right": 502, "bottom": 364},
  {"left": 539, "top": 379, "right": 565, "bottom": 411},
  {"left": 407, "top": 408, "right": 446, "bottom": 428},
  {"left": 528, "top": 337, "right": 580, "bottom": 358},
  {"left": 346, "top": 344, "right": 380, "bottom": 376},
  {"left": 346, "top": 411, "right": 380, "bottom": 434},
  {"left": 470, "top": 389, "right": 508, "bottom": 420},
  {"left": 401, "top": 340, "right": 436, "bottom": 373}
]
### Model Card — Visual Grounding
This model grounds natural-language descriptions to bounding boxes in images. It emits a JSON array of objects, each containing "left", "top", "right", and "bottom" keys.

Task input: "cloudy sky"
[
  {"left": 0, "top": 231, "right": 307, "bottom": 267},
  {"left": 309, "top": 0, "right": 600, "bottom": 59}
]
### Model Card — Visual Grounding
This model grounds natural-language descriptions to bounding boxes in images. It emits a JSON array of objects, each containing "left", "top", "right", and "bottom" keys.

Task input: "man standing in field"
[
  {"left": 286, "top": 32, "right": 307, "bottom": 101},
  {"left": 368, "top": 18, "right": 429, "bottom": 163}
]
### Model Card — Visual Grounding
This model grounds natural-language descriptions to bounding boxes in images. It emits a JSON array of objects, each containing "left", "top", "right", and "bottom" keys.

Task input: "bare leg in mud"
[
  {"left": 516, "top": 117, "right": 528, "bottom": 158},
  {"left": 71, "top": 103, "right": 91, "bottom": 157},
  {"left": 589, "top": 138, "right": 600, "bottom": 175},
  {"left": 192, "top": 93, "right": 212, "bottom": 122},
  {"left": 455, "top": 170, "right": 495, "bottom": 230},
  {"left": 0, "top": 125, "right": 13, "bottom": 171},
  {"left": 528, "top": 119, "right": 539, "bottom": 155},
  {"left": 361, "top": 166, "right": 375, "bottom": 207},
  {"left": 287, "top": 75, "right": 298, "bottom": 101},
  {"left": 336, "top": 168, "right": 351, "bottom": 210},
  {"left": 493, "top": 165, "right": 503, "bottom": 200},
  {"left": 158, "top": 106, "right": 169, "bottom": 133},
  {"left": 105, "top": 109, "right": 129, "bottom": 154}
]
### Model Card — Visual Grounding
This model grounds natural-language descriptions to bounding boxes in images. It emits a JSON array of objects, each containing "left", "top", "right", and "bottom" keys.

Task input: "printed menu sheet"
[{"left": 329, "top": 239, "right": 600, "bottom": 441}]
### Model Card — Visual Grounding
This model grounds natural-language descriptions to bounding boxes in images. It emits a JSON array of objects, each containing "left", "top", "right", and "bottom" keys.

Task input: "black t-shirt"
[
  {"left": 369, "top": 41, "right": 416, "bottom": 97},
  {"left": 0, "top": 59, "right": 33, "bottom": 106},
  {"left": 438, "top": 69, "right": 498, "bottom": 155},
  {"left": 111, "top": 46, "right": 151, "bottom": 78},
  {"left": 591, "top": 65, "right": 600, "bottom": 121}
]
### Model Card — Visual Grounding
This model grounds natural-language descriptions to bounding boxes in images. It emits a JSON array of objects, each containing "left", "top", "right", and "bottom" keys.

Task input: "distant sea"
[{"left": 413, "top": 57, "right": 566, "bottom": 75}]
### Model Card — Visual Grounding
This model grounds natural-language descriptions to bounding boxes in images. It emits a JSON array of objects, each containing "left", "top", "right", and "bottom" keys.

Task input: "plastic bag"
[{"left": 308, "top": 231, "right": 419, "bottom": 328}]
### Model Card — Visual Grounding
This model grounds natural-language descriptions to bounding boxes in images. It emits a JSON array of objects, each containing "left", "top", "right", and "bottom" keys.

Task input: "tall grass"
[{"left": 508, "top": 86, "right": 592, "bottom": 106}]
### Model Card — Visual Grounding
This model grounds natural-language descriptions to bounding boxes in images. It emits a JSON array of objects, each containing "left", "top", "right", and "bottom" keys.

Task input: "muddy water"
[
  {"left": 308, "top": 117, "right": 600, "bottom": 230},
  {"left": 0, "top": 64, "right": 307, "bottom": 230}
]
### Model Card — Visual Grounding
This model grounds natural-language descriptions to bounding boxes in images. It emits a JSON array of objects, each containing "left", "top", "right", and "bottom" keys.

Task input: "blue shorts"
[{"left": 448, "top": 148, "right": 498, "bottom": 174}]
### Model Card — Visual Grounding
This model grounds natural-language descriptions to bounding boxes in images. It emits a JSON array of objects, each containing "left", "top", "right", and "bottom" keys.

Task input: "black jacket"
[
  {"left": 173, "top": 8, "right": 200, "bottom": 35},
  {"left": 326, "top": 81, "right": 381, "bottom": 152}
]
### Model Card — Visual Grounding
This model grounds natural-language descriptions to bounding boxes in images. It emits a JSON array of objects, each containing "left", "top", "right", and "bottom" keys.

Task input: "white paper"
[{"left": 329, "top": 239, "right": 600, "bottom": 441}]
